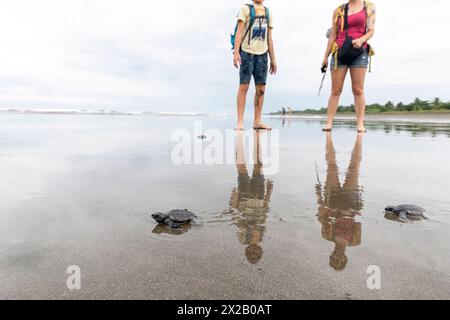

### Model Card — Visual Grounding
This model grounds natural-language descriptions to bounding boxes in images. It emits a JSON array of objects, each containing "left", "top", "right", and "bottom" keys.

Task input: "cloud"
[{"left": 0, "top": 0, "right": 449, "bottom": 112}]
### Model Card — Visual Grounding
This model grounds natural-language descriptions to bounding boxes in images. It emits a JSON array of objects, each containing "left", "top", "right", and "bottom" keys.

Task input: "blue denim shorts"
[
  {"left": 331, "top": 48, "right": 369, "bottom": 69},
  {"left": 239, "top": 51, "right": 268, "bottom": 85}
]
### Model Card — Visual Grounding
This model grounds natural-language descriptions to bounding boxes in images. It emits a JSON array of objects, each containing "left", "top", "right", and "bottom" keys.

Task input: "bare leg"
[
  {"left": 343, "top": 132, "right": 364, "bottom": 191},
  {"left": 325, "top": 68, "right": 348, "bottom": 130},
  {"left": 325, "top": 132, "right": 341, "bottom": 191},
  {"left": 236, "top": 131, "right": 246, "bottom": 167},
  {"left": 253, "top": 84, "right": 272, "bottom": 130},
  {"left": 350, "top": 67, "right": 368, "bottom": 132},
  {"left": 236, "top": 83, "right": 250, "bottom": 130},
  {"left": 253, "top": 130, "right": 263, "bottom": 168},
  {"left": 230, "top": 131, "right": 248, "bottom": 210}
]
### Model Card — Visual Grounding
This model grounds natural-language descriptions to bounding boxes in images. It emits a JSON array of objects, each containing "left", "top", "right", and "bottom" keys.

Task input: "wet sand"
[
  {"left": 0, "top": 115, "right": 449, "bottom": 299},
  {"left": 267, "top": 112, "right": 450, "bottom": 124}
]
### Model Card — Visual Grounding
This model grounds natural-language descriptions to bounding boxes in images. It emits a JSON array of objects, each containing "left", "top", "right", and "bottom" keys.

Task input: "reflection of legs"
[
  {"left": 248, "top": 130, "right": 267, "bottom": 265},
  {"left": 343, "top": 132, "right": 364, "bottom": 190},
  {"left": 236, "top": 84, "right": 250, "bottom": 130},
  {"left": 252, "top": 130, "right": 263, "bottom": 184},
  {"left": 253, "top": 84, "right": 272, "bottom": 130},
  {"left": 325, "top": 132, "right": 340, "bottom": 190},
  {"left": 231, "top": 132, "right": 248, "bottom": 209},
  {"left": 350, "top": 68, "right": 368, "bottom": 132},
  {"left": 253, "top": 130, "right": 262, "bottom": 167},
  {"left": 236, "top": 131, "right": 247, "bottom": 174},
  {"left": 325, "top": 68, "right": 348, "bottom": 130}
]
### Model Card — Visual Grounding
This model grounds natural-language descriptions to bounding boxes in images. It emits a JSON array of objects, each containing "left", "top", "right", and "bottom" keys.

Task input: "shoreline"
[
  {"left": 2, "top": 110, "right": 450, "bottom": 124},
  {"left": 265, "top": 112, "right": 450, "bottom": 124},
  {"left": 269, "top": 110, "right": 450, "bottom": 116}
]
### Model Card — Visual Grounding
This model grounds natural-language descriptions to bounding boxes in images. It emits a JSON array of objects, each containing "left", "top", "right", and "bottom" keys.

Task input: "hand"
[
  {"left": 321, "top": 58, "right": 328, "bottom": 70},
  {"left": 233, "top": 54, "right": 241, "bottom": 69},
  {"left": 270, "top": 61, "right": 277, "bottom": 75},
  {"left": 352, "top": 38, "right": 364, "bottom": 49}
]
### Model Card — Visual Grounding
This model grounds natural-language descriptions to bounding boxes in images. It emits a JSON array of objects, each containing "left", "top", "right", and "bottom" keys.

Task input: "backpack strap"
[
  {"left": 364, "top": 1, "right": 373, "bottom": 17},
  {"left": 242, "top": 4, "right": 256, "bottom": 45},
  {"left": 265, "top": 7, "right": 270, "bottom": 25},
  {"left": 343, "top": 3, "right": 350, "bottom": 33},
  {"left": 249, "top": 4, "right": 256, "bottom": 24},
  {"left": 364, "top": 1, "right": 375, "bottom": 73},
  {"left": 335, "top": 4, "right": 346, "bottom": 32},
  {"left": 265, "top": 7, "right": 271, "bottom": 47},
  {"left": 332, "top": 4, "right": 346, "bottom": 70}
]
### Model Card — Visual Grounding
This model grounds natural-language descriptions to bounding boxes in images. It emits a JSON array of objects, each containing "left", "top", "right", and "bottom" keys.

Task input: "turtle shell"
[
  {"left": 399, "top": 205, "right": 425, "bottom": 216},
  {"left": 167, "top": 209, "right": 197, "bottom": 223}
]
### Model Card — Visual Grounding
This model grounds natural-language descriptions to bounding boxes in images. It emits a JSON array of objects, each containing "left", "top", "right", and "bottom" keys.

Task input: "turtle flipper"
[
  {"left": 399, "top": 211, "right": 408, "bottom": 223},
  {"left": 166, "top": 219, "right": 181, "bottom": 229}
]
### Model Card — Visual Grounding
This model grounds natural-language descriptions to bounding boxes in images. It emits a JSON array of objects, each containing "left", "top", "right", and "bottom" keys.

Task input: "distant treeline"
[{"left": 273, "top": 98, "right": 450, "bottom": 115}]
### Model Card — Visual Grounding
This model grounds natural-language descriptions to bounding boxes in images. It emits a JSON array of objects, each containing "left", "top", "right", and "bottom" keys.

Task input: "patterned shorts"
[{"left": 239, "top": 51, "right": 269, "bottom": 85}]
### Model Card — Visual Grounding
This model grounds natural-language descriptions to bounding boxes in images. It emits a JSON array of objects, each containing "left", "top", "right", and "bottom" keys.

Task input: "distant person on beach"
[
  {"left": 315, "top": 132, "right": 364, "bottom": 271},
  {"left": 281, "top": 107, "right": 287, "bottom": 117},
  {"left": 321, "top": 0, "right": 376, "bottom": 133},
  {"left": 233, "top": 0, "right": 277, "bottom": 131},
  {"left": 228, "top": 131, "right": 273, "bottom": 264}
]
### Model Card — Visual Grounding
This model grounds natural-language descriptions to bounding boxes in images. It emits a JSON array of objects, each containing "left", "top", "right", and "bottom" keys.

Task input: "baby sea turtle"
[
  {"left": 151, "top": 209, "right": 198, "bottom": 228},
  {"left": 384, "top": 205, "right": 426, "bottom": 222}
]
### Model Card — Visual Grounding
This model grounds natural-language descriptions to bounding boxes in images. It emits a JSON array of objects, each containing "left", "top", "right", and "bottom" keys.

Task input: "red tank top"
[{"left": 336, "top": 8, "right": 367, "bottom": 48}]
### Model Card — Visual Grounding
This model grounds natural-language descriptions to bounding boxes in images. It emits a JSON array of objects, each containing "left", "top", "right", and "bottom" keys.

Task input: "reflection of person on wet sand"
[
  {"left": 315, "top": 132, "right": 364, "bottom": 271},
  {"left": 229, "top": 131, "right": 273, "bottom": 264}
]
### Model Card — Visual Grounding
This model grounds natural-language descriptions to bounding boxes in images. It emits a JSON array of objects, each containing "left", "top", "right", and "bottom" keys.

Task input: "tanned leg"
[
  {"left": 350, "top": 67, "right": 368, "bottom": 132},
  {"left": 253, "top": 84, "right": 272, "bottom": 130},
  {"left": 236, "top": 83, "right": 250, "bottom": 130},
  {"left": 325, "top": 67, "right": 348, "bottom": 130}
]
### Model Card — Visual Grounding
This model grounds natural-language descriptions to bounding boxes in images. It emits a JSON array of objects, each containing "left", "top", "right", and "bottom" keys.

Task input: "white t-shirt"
[{"left": 237, "top": 5, "right": 274, "bottom": 55}]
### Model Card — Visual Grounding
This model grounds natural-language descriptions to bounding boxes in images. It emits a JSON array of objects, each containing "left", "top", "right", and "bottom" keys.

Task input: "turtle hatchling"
[
  {"left": 151, "top": 209, "right": 198, "bottom": 228},
  {"left": 384, "top": 205, "right": 426, "bottom": 222}
]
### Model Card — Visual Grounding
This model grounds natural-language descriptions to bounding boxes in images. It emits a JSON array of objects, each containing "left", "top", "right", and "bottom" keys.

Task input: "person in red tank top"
[
  {"left": 321, "top": 0, "right": 377, "bottom": 133},
  {"left": 336, "top": 8, "right": 369, "bottom": 49}
]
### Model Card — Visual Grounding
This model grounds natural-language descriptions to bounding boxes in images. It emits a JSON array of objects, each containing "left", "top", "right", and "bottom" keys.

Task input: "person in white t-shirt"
[{"left": 233, "top": 0, "right": 277, "bottom": 131}]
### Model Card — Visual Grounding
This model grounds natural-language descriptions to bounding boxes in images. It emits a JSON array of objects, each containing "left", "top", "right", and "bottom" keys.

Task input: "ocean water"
[{"left": 0, "top": 114, "right": 449, "bottom": 299}]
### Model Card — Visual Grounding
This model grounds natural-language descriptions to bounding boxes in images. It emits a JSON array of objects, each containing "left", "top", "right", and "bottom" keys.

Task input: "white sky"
[{"left": 0, "top": 0, "right": 449, "bottom": 112}]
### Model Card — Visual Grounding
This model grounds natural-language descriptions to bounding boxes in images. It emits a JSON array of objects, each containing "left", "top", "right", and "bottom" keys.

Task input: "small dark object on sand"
[
  {"left": 152, "top": 209, "right": 198, "bottom": 228},
  {"left": 384, "top": 205, "right": 426, "bottom": 222},
  {"left": 198, "top": 135, "right": 207, "bottom": 140}
]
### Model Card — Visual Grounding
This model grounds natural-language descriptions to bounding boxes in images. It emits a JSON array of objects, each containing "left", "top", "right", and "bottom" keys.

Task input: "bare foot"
[
  {"left": 357, "top": 126, "right": 367, "bottom": 133},
  {"left": 253, "top": 122, "right": 272, "bottom": 130},
  {"left": 323, "top": 121, "right": 333, "bottom": 132},
  {"left": 235, "top": 123, "right": 245, "bottom": 131}
]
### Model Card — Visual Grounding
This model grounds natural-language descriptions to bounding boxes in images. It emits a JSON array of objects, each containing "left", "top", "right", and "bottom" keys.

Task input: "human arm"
[
  {"left": 233, "top": 20, "right": 245, "bottom": 68},
  {"left": 353, "top": 4, "right": 377, "bottom": 48},
  {"left": 268, "top": 27, "right": 277, "bottom": 75},
  {"left": 233, "top": 21, "right": 245, "bottom": 68},
  {"left": 322, "top": 9, "right": 339, "bottom": 68}
]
